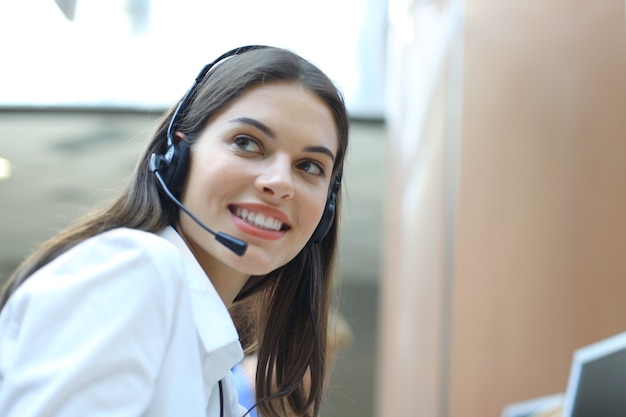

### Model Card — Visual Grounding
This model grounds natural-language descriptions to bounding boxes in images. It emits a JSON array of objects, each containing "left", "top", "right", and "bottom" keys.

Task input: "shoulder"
[
  {"left": 0, "top": 229, "right": 194, "bottom": 413},
  {"left": 1, "top": 228, "right": 191, "bottom": 344},
  {"left": 68, "top": 227, "right": 179, "bottom": 268},
  {"left": 20, "top": 227, "right": 187, "bottom": 304},
  {"left": 81, "top": 227, "right": 179, "bottom": 261}
]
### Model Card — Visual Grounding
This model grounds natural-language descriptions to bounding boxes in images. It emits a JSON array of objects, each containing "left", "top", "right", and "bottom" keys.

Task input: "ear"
[{"left": 173, "top": 131, "right": 186, "bottom": 145}]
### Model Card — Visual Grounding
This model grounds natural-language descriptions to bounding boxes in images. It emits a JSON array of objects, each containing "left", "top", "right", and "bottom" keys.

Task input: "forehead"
[{"left": 214, "top": 82, "right": 339, "bottom": 152}]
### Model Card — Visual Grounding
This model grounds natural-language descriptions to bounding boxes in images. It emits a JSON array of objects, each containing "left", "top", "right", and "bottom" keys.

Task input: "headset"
[{"left": 149, "top": 45, "right": 342, "bottom": 255}]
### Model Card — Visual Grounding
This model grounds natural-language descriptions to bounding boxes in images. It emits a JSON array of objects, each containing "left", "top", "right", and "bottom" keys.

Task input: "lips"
[{"left": 229, "top": 204, "right": 291, "bottom": 232}]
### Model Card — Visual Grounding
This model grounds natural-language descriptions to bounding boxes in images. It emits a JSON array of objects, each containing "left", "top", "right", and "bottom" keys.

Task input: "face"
[{"left": 178, "top": 82, "right": 339, "bottom": 284}]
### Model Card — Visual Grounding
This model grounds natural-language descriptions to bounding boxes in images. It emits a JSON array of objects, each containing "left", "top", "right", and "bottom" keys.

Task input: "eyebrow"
[
  {"left": 230, "top": 117, "right": 276, "bottom": 139},
  {"left": 230, "top": 117, "right": 336, "bottom": 162},
  {"left": 304, "top": 145, "right": 335, "bottom": 162}
]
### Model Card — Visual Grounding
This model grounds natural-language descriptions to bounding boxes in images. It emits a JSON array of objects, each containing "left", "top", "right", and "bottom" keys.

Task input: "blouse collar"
[{"left": 158, "top": 226, "right": 243, "bottom": 360}]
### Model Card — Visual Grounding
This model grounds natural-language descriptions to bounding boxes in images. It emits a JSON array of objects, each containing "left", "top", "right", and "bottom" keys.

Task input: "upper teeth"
[{"left": 235, "top": 208, "right": 283, "bottom": 231}]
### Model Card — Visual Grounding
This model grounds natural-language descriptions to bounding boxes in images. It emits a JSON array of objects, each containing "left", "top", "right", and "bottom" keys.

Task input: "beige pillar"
[
  {"left": 378, "top": 1, "right": 626, "bottom": 417},
  {"left": 451, "top": 1, "right": 626, "bottom": 416}
]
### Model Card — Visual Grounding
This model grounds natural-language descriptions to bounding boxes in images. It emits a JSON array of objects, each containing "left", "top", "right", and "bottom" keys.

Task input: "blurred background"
[{"left": 1, "top": 1, "right": 625, "bottom": 417}]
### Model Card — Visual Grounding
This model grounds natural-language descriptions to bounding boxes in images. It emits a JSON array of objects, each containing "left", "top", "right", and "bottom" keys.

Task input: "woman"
[{"left": 0, "top": 45, "right": 349, "bottom": 417}]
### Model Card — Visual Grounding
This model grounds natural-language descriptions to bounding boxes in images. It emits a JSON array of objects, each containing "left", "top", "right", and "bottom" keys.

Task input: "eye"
[
  {"left": 233, "top": 135, "right": 262, "bottom": 153},
  {"left": 297, "top": 160, "right": 325, "bottom": 177}
]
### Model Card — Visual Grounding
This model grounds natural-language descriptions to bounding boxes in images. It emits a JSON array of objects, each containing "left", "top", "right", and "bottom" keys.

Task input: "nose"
[{"left": 255, "top": 156, "right": 295, "bottom": 200}]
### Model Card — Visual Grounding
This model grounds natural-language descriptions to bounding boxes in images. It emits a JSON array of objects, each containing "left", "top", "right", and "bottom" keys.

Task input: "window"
[{"left": 0, "top": 0, "right": 386, "bottom": 118}]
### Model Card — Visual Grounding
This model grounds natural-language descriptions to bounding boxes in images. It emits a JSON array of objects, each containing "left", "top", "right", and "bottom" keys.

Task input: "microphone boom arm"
[{"left": 150, "top": 154, "right": 248, "bottom": 256}]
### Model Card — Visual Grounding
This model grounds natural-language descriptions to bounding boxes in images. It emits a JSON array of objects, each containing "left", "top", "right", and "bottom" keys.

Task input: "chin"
[{"left": 236, "top": 249, "right": 293, "bottom": 276}]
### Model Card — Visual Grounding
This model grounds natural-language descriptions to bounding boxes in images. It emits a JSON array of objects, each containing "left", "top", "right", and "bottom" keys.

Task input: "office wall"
[
  {"left": 451, "top": 1, "right": 626, "bottom": 416},
  {"left": 378, "top": 1, "right": 626, "bottom": 416}
]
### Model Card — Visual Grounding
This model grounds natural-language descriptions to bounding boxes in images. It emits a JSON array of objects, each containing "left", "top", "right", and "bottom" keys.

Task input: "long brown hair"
[{"left": 0, "top": 46, "right": 349, "bottom": 417}]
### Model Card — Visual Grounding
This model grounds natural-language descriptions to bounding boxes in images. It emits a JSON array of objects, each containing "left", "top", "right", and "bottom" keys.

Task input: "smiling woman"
[
  {"left": 0, "top": 46, "right": 349, "bottom": 417},
  {"left": 176, "top": 82, "right": 338, "bottom": 285}
]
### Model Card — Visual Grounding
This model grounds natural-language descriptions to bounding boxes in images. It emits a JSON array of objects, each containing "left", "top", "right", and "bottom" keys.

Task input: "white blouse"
[{"left": 0, "top": 226, "right": 247, "bottom": 417}]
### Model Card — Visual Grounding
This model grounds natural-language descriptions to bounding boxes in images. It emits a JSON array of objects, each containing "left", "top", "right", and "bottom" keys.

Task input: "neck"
[{"left": 176, "top": 226, "right": 249, "bottom": 306}]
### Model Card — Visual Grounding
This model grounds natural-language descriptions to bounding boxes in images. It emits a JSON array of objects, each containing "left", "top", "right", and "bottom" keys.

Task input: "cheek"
[
  {"left": 302, "top": 189, "right": 329, "bottom": 230},
  {"left": 181, "top": 158, "right": 230, "bottom": 211}
]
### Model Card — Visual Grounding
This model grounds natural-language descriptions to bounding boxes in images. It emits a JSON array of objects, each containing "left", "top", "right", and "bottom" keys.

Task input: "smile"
[{"left": 232, "top": 207, "right": 288, "bottom": 232}]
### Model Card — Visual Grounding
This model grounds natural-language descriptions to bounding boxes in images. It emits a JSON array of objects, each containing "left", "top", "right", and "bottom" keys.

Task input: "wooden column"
[
  {"left": 378, "top": 1, "right": 626, "bottom": 416},
  {"left": 451, "top": 1, "right": 626, "bottom": 416}
]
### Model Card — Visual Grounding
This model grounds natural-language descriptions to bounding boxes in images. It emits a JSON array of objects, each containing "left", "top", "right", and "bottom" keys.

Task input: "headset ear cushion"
[
  {"left": 162, "top": 140, "right": 191, "bottom": 197},
  {"left": 311, "top": 199, "right": 336, "bottom": 243},
  {"left": 311, "top": 172, "right": 342, "bottom": 243}
]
